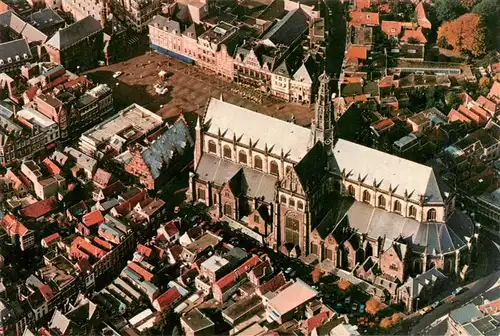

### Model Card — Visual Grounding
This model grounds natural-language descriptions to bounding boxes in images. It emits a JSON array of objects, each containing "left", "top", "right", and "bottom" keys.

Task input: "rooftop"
[
  {"left": 181, "top": 308, "right": 214, "bottom": 332},
  {"left": 45, "top": 16, "right": 102, "bottom": 50},
  {"left": 185, "top": 232, "right": 222, "bottom": 254},
  {"left": 268, "top": 279, "right": 317, "bottom": 315},
  {"left": 201, "top": 255, "right": 230, "bottom": 273}
]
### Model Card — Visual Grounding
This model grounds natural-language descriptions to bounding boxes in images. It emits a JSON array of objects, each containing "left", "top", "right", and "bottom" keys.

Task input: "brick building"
[
  {"left": 189, "top": 71, "right": 476, "bottom": 282},
  {"left": 110, "top": 0, "right": 161, "bottom": 32},
  {"left": 44, "top": 16, "right": 103, "bottom": 72}
]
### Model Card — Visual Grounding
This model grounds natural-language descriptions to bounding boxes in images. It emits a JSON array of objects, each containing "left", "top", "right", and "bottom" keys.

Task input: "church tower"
[{"left": 312, "top": 71, "right": 334, "bottom": 145}]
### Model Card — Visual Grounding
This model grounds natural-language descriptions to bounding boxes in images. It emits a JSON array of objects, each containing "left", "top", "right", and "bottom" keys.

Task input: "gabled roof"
[
  {"left": 82, "top": 210, "right": 105, "bottom": 228},
  {"left": 331, "top": 139, "right": 444, "bottom": 203},
  {"left": 20, "top": 196, "right": 58, "bottom": 218},
  {"left": 349, "top": 11, "right": 380, "bottom": 27},
  {"left": 258, "top": 272, "right": 287, "bottom": 295},
  {"left": 2, "top": 213, "right": 29, "bottom": 236},
  {"left": 215, "top": 255, "right": 261, "bottom": 293},
  {"left": 141, "top": 118, "right": 193, "bottom": 180},
  {"left": 154, "top": 287, "right": 181, "bottom": 311},
  {"left": 415, "top": 2, "right": 431, "bottom": 29},
  {"left": 401, "top": 27, "right": 427, "bottom": 44},
  {"left": 203, "top": 97, "right": 311, "bottom": 163},
  {"left": 260, "top": 8, "right": 309, "bottom": 46},
  {"left": 381, "top": 21, "right": 403, "bottom": 37},
  {"left": 0, "top": 38, "right": 32, "bottom": 64},
  {"left": 294, "top": 141, "right": 328, "bottom": 195},
  {"left": 42, "top": 232, "right": 61, "bottom": 246},
  {"left": 45, "top": 16, "right": 102, "bottom": 50}
]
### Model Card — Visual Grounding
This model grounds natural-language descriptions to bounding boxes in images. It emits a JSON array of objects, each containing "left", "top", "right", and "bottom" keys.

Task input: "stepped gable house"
[{"left": 189, "top": 72, "right": 476, "bottom": 278}]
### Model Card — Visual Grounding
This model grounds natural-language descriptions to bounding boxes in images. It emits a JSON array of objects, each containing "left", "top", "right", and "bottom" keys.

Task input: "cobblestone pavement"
[{"left": 85, "top": 53, "right": 313, "bottom": 125}]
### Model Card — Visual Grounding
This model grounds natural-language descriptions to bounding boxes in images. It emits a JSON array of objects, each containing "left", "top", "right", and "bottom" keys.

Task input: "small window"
[
  {"left": 270, "top": 160, "right": 279, "bottom": 176},
  {"left": 378, "top": 195, "right": 386, "bottom": 208},
  {"left": 289, "top": 199, "right": 295, "bottom": 207},
  {"left": 223, "top": 145, "right": 232, "bottom": 159},
  {"left": 208, "top": 140, "right": 217, "bottom": 154},
  {"left": 285, "top": 166, "right": 292, "bottom": 175},
  {"left": 363, "top": 190, "right": 371, "bottom": 203},
  {"left": 197, "top": 188, "right": 206, "bottom": 201},
  {"left": 394, "top": 200, "right": 402, "bottom": 213},
  {"left": 427, "top": 208, "right": 437, "bottom": 221},
  {"left": 239, "top": 150, "right": 247, "bottom": 164},
  {"left": 254, "top": 156, "right": 263, "bottom": 170},
  {"left": 297, "top": 201, "right": 304, "bottom": 210},
  {"left": 409, "top": 205, "right": 417, "bottom": 218},
  {"left": 253, "top": 215, "right": 260, "bottom": 223},
  {"left": 280, "top": 195, "right": 287, "bottom": 204},
  {"left": 348, "top": 185, "right": 355, "bottom": 196}
]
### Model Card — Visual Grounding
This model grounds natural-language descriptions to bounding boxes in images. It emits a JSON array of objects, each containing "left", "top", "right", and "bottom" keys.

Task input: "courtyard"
[{"left": 85, "top": 52, "right": 313, "bottom": 125}]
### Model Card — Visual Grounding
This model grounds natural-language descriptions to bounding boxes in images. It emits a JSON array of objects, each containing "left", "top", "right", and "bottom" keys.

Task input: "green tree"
[
  {"left": 473, "top": 0, "right": 500, "bottom": 49},
  {"left": 434, "top": 0, "right": 466, "bottom": 23}
]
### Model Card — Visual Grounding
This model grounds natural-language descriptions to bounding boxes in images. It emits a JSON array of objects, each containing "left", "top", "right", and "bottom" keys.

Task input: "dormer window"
[
  {"left": 0, "top": 59, "right": 3, "bottom": 65},
  {"left": 15, "top": 55, "right": 20, "bottom": 61},
  {"left": 7, "top": 57, "right": 12, "bottom": 63},
  {"left": 23, "top": 53, "right": 28, "bottom": 59}
]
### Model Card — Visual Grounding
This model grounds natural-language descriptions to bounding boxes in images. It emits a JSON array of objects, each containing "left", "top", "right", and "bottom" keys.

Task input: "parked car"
[
  {"left": 113, "top": 71, "right": 123, "bottom": 78},
  {"left": 431, "top": 301, "right": 441, "bottom": 309},
  {"left": 452, "top": 287, "right": 465, "bottom": 295},
  {"left": 351, "top": 303, "right": 358, "bottom": 311},
  {"left": 345, "top": 297, "right": 351, "bottom": 304},
  {"left": 418, "top": 306, "right": 433, "bottom": 315},
  {"left": 359, "top": 304, "right": 365, "bottom": 313}
]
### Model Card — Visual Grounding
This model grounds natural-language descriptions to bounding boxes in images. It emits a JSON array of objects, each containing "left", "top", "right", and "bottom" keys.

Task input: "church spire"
[{"left": 312, "top": 70, "right": 334, "bottom": 146}]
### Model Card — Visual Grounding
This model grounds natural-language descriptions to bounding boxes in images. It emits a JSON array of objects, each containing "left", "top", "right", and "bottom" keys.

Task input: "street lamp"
[{"left": 416, "top": 297, "right": 420, "bottom": 311}]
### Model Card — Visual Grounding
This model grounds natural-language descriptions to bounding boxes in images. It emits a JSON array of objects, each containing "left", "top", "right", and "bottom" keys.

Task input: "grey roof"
[
  {"left": 0, "top": 39, "right": 32, "bottom": 65},
  {"left": 196, "top": 154, "right": 277, "bottom": 202},
  {"left": 319, "top": 199, "right": 474, "bottom": 255},
  {"left": 28, "top": 8, "right": 64, "bottom": 31},
  {"left": 141, "top": 119, "right": 193, "bottom": 180},
  {"left": 331, "top": 139, "right": 444, "bottom": 204},
  {"left": 450, "top": 304, "right": 484, "bottom": 325},
  {"left": 45, "top": 16, "right": 102, "bottom": 50},
  {"left": 203, "top": 97, "right": 311, "bottom": 163},
  {"left": 261, "top": 8, "right": 309, "bottom": 46},
  {"left": 401, "top": 267, "right": 446, "bottom": 299},
  {"left": 148, "top": 15, "right": 181, "bottom": 34},
  {"left": 181, "top": 308, "right": 214, "bottom": 333},
  {"left": 0, "top": 11, "right": 47, "bottom": 44}
]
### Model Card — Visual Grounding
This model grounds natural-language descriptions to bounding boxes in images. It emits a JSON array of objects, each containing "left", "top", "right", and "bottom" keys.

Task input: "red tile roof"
[
  {"left": 488, "top": 81, "right": 500, "bottom": 99},
  {"left": 2, "top": 214, "right": 29, "bottom": 236},
  {"left": 42, "top": 75, "right": 69, "bottom": 92},
  {"left": 42, "top": 158, "right": 62, "bottom": 175},
  {"left": 42, "top": 232, "right": 61, "bottom": 246},
  {"left": 215, "top": 255, "right": 261, "bottom": 293},
  {"left": 304, "top": 310, "right": 333, "bottom": 334},
  {"left": 349, "top": 11, "right": 379, "bottom": 27},
  {"left": 63, "top": 76, "right": 91, "bottom": 89},
  {"left": 94, "top": 237, "right": 113, "bottom": 251},
  {"left": 137, "top": 244, "right": 153, "bottom": 258},
  {"left": 258, "top": 273, "right": 287, "bottom": 295},
  {"left": 416, "top": 2, "right": 431, "bottom": 29},
  {"left": 448, "top": 108, "right": 472, "bottom": 123},
  {"left": 20, "top": 196, "right": 58, "bottom": 219},
  {"left": 115, "top": 190, "right": 147, "bottom": 215},
  {"left": 153, "top": 287, "right": 181, "bottom": 311},
  {"left": 24, "top": 86, "right": 39, "bottom": 101},
  {"left": 5, "top": 170, "right": 25, "bottom": 190},
  {"left": 346, "top": 46, "right": 368, "bottom": 61},
  {"left": 128, "top": 261, "right": 154, "bottom": 281},
  {"left": 93, "top": 168, "right": 112, "bottom": 188},
  {"left": 476, "top": 96, "right": 496, "bottom": 115},
  {"left": 39, "top": 284, "right": 54, "bottom": 301},
  {"left": 355, "top": 0, "right": 371, "bottom": 9},
  {"left": 371, "top": 118, "right": 395, "bottom": 131},
  {"left": 165, "top": 221, "right": 179, "bottom": 237},
  {"left": 381, "top": 21, "right": 402, "bottom": 37},
  {"left": 379, "top": 75, "right": 394, "bottom": 88},
  {"left": 71, "top": 236, "right": 106, "bottom": 259},
  {"left": 401, "top": 27, "right": 427, "bottom": 44},
  {"left": 82, "top": 210, "right": 105, "bottom": 227}
]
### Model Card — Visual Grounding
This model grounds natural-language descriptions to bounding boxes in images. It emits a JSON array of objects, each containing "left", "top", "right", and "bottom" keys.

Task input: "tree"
[
  {"left": 461, "top": 0, "right": 481, "bottom": 10},
  {"left": 312, "top": 266, "right": 323, "bottom": 283},
  {"left": 437, "top": 14, "right": 486, "bottom": 56},
  {"left": 433, "top": 0, "right": 466, "bottom": 23},
  {"left": 366, "top": 298, "right": 382, "bottom": 315},
  {"left": 472, "top": 0, "right": 500, "bottom": 49},
  {"left": 338, "top": 280, "right": 351, "bottom": 291},
  {"left": 380, "top": 317, "right": 394, "bottom": 329},
  {"left": 445, "top": 91, "right": 461, "bottom": 108},
  {"left": 479, "top": 76, "right": 493, "bottom": 89}
]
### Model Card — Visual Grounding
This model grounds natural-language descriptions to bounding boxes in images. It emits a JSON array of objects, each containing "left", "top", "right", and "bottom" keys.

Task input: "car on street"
[
  {"left": 359, "top": 304, "right": 365, "bottom": 313},
  {"left": 431, "top": 301, "right": 441, "bottom": 309},
  {"left": 113, "top": 71, "right": 123, "bottom": 78},
  {"left": 418, "top": 306, "right": 433, "bottom": 315},
  {"left": 351, "top": 303, "right": 358, "bottom": 311},
  {"left": 452, "top": 287, "right": 466, "bottom": 295}
]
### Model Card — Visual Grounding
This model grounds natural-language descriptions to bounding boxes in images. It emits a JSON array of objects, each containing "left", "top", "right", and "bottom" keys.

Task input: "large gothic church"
[{"left": 188, "top": 72, "right": 475, "bottom": 281}]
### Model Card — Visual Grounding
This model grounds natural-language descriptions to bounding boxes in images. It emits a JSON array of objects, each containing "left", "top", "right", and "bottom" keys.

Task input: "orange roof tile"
[
  {"left": 371, "top": 118, "right": 395, "bottom": 131},
  {"left": 258, "top": 273, "right": 287, "bottom": 295},
  {"left": 488, "top": 81, "right": 500, "bottom": 99},
  {"left": 24, "top": 86, "right": 39, "bottom": 101},
  {"left": 94, "top": 237, "right": 113, "bottom": 251},
  {"left": 39, "top": 284, "right": 54, "bottom": 301},
  {"left": 304, "top": 310, "right": 333, "bottom": 334},
  {"left": 448, "top": 108, "right": 472, "bottom": 123},
  {"left": 42, "top": 158, "right": 62, "bottom": 175},
  {"left": 346, "top": 46, "right": 368, "bottom": 60},
  {"left": 72, "top": 236, "right": 106, "bottom": 259},
  {"left": 128, "top": 261, "right": 154, "bottom": 281},
  {"left": 401, "top": 27, "right": 427, "bottom": 44},
  {"left": 350, "top": 11, "right": 379, "bottom": 27},
  {"left": 381, "top": 21, "right": 402, "bottom": 37},
  {"left": 93, "top": 168, "right": 112, "bottom": 188},
  {"left": 137, "top": 244, "right": 153, "bottom": 258},
  {"left": 82, "top": 210, "right": 105, "bottom": 227},
  {"left": 355, "top": 0, "right": 371, "bottom": 9},
  {"left": 476, "top": 96, "right": 496, "bottom": 115},
  {"left": 2, "top": 214, "right": 29, "bottom": 236}
]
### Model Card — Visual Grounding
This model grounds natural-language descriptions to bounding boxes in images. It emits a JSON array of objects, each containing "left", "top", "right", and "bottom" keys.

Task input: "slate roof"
[
  {"left": 0, "top": 11, "right": 46, "bottom": 44},
  {"left": 149, "top": 15, "right": 181, "bottom": 34},
  {"left": 45, "top": 16, "right": 102, "bottom": 50},
  {"left": 28, "top": 8, "right": 64, "bottom": 31},
  {"left": 0, "top": 38, "right": 32, "bottom": 65},
  {"left": 203, "top": 97, "right": 311, "bottom": 163},
  {"left": 294, "top": 141, "right": 328, "bottom": 195},
  {"left": 331, "top": 139, "right": 444, "bottom": 203},
  {"left": 141, "top": 119, "right": 193, "bottom": 180},
  {"left": 261, "top": 8, "right": 309, "bottom": 46},
  {"left": 401, "top": 267, "right": 446, "bottom": 299}
]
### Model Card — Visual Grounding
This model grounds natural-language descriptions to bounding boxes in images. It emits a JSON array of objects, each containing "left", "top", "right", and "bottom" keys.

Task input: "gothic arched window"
[
  {"left": 394, "top": 200, "right": 402, "bottom": 213},
  {"left": 363, "top": 190, "right": 371, "bottom": 203},
  {"left": 427, "top": 208, "right": 437, "bottom": 221},
  {"left": 223, "top": 145, "right": 232, "bottom": 159},
  {"left": 254, "top": 156, "right": 263, "bottom": 170},
  {"left": 378, "top": 195, "right": 386, "bottom": 208},
  {"left": 409, "top": 205, "right": 417, "bottom": 218},
  {"left": 239, "top": 150, "right": 247, "bottom": 164},
  {"left": 270, "top": 160, "right": 279, "bottom": 176},
  {"left": 208, "top": 140, "right": 216, "bottom": 154}
]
